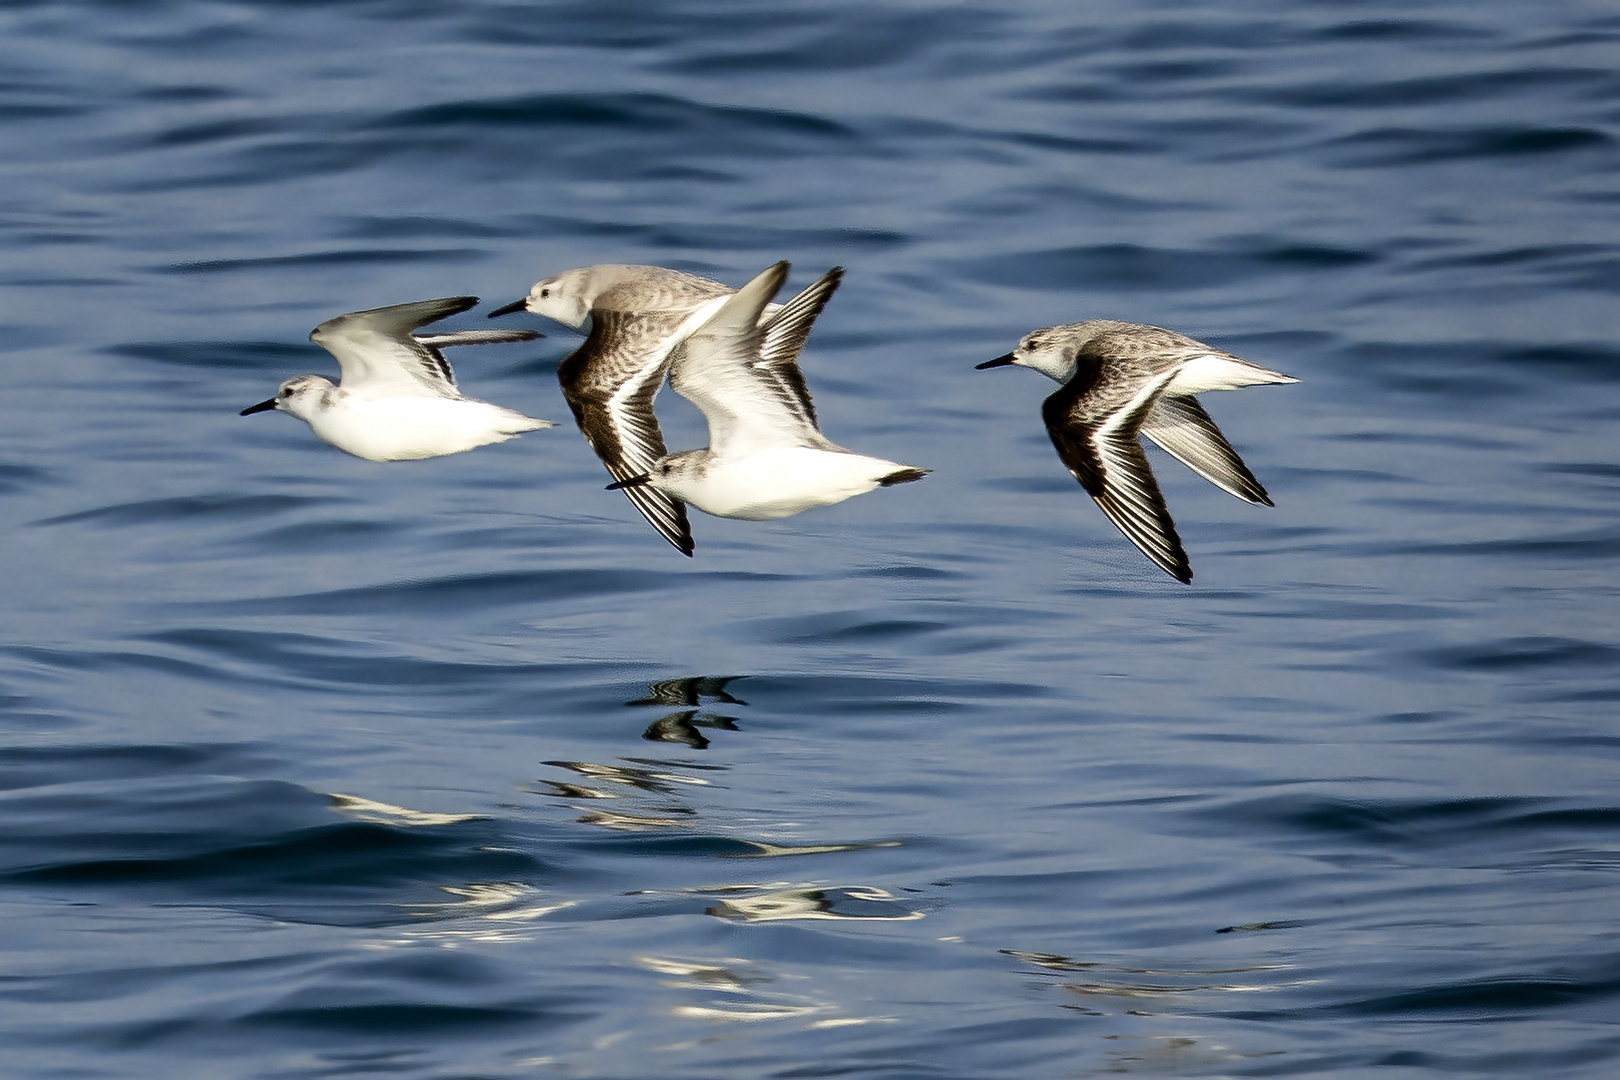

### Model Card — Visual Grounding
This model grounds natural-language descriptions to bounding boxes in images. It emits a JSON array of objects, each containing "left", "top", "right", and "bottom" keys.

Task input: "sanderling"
[
  {"left": 489, "top": 265, "right": 731, "bottom": 553},
  {"left": 606, "top": 261, "right": 928, "bottom": 528},
  {"left": 489, "top": 263, "right": 859, "bottom": 554},
  {"left": 977, "top": 320, "right": 1296, "bottom": 583},
  {"left": 241, "top": 296, "right": 551, "bottom": 461}
]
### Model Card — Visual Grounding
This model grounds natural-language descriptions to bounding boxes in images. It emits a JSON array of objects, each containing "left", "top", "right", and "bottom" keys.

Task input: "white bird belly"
[
  {"left": 677, "top": 446, "right": 909, "bottom": 520},
  {"left": 308, "top": 396, "right": 546, "bottom": 461}
]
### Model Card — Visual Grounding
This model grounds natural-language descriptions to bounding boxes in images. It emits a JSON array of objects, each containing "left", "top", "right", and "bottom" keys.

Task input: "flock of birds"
[{"left": 241, "top": 261, "right": 1297, "bottom": 583}]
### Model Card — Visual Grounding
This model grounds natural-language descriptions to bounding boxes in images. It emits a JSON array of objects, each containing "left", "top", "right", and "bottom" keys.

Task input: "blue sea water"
[{"left": 2, "top": 1, "right": 1619, "bottom": 1076}]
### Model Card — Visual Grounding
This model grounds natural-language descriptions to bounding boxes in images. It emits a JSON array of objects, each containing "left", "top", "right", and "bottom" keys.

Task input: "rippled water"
[{"left": 3, "top": 2, "right": 1619, "bottom": 1077}]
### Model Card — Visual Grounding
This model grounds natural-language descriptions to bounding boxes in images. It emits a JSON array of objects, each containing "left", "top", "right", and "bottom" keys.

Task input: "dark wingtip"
[
  {"left": 486, "top": 298, "right": 528, "bottom": 319},
  {"left": 878, "top": 466, "right": 930, "bottom": 487},
  {"left": 976, "top": 353, "right": 1017, "bottom": 370},
  {"left": 240, "top": 398, "right": 278, "bottom": 416}
]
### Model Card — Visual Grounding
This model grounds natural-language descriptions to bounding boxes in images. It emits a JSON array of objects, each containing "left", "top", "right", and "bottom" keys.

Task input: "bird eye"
[
  {"left": 540, "top": 288, "right": 550, "bottom": 298},
  {"left": 279, "top": 387, "right": 291, "bottom": 398}
]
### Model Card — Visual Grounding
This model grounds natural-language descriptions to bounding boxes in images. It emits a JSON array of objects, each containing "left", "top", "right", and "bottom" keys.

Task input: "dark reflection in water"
[{"left": 628, "top": 675, "right": 749, "bottom": 707}]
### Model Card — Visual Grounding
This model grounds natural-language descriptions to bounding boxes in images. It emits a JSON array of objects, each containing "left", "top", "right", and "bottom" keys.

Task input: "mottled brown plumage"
[{"left": 980, "top": 320, "right": 1296, "bottom": 583}]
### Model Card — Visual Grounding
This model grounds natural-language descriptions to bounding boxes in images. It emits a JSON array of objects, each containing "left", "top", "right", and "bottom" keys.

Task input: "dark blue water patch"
[
  {"left": 338, "top": 214, "right": 510, "bottom": 241},
  {"left": 1351, "top": 528, "right": 1620, "bottom": 564},
  {"left": 1542, "top": 461, "right": 1620, "bottom": 481},
  {"left": 112, "top": 136, "right": 412, "bottom": 191},
  {"left": 0, "top": 99, "right": 85, "bottom": 121},
  {"left": 134, "top": 116, "right": 284, "bottom": 151},
  {"left": 0, "top": 742, "right": 274, "bottom": 793},
  {"left": 1197, "top": 794, "right": 1620, "bottom": 859},
  {"left": 490, "top": 210, "right": 909, "bottom": 253},
  {"left": 1407, "top": 244, "right": 1620, "bottom": 294},
  {"left": 1328, "top": 340, "right": 1602, "bottom": 401},
  {"left": 0, "top": 461, "right": 53, "bottom": 495},
  {"left": 376, "top": 90, "right": 857, "bottom": 143},
  {"left": 1076, "top": 15, "right": 1287, "bottom": 54},
  {"left": 133, "top": 82, "right": 240, "bottom": 104},
  {"left": 453, "top": 2, "right": 763, "bottom": 51},
  {"left": 242, "top": 999, "right": 569, "bottom": 1036},
  {"left": 204, "top": 566, "right": 676, "bottom": 617},
  {"left": 1499, "top": 344, "right": 1620, "bottom": 383},
  {"left": 955, "top": 240, "right": 1376, "bottom": 294},
  {"left": 1308, "top": 18, "right": 1494, "bottom": 43},
  {"left": 1322, "top": 124, "right": 1613, "bottom": 167},
  {"left": 990, "top": 129, "right": 1152, "bottom": 157},
  {"left": 650, "top": 8, "right": 1009, "bottom": 76},
  {"left": 1421, "top": 636, "right": 1620, "bottom": 673},
  {"left": 743, "top": 612, "right": 951, "bottom": 648},
  {"left": 848, "top": 563, "right": 963, "bottom": 582},
  {"left": 244, "top": 517, "right": 401, "bottom": 551},
  {"left": 0, "top": 773, "right": 542, "bottom": 926},
  {"left": 110, "top": 340, "right": 312, "bottom": 371},
  {"left": 1238, "top": 67, "right": 1615, "bottom": 110},
  {"left": 35, "top": 492, "right": 323, "bottom": 529},
  {"left": 125, "top": 627, "right": 594, "bottom": 695},
  {"left": 1235, "top": 958, "right": 1620, "bottom": 1022},
  {"left": 745, "top": 673, "right": 1041, "bottom": 718},
  {"left": 163, "top": 248, "right": 485, "bottom": 275}
]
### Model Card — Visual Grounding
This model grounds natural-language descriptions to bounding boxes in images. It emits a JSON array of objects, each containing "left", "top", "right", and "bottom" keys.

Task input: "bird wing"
[
  {"left": 752, "top": 266, "right": 843, "bottom": 433},
  {"left": 1044, "top": 366, "right": 1192, "bottom": 583},
  {"left": 671, "top": 262, "right": 836, "bottom": 460},
  {"left": 558, "top": 307, "right": 699, "bottom": 556},
  {"left": 1142, "top": 395, "right": 1272, "bottom": 505},
  {"left": 311, "top": 296, "right": 484, "bottom": 399},
  {"left": 414, "top": 329, "right": 542, "bottom": 349}
]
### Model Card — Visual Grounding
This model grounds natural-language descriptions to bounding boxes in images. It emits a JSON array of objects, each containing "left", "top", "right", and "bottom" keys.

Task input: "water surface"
[{"left": 2, "top": 1, "right": 1618, "bottom": 1077}]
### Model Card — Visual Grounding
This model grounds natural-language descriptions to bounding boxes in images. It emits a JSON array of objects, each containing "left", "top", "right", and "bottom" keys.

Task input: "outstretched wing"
[
  {"left": 414, "top": 329, "right": 542, "bottom": 349},
  {"left": 671, "top": 262, "right": 840, "bottom": 460},
  {"left": 753, "top": 266, "right": 843, "bottom": 432},
  {"left": 311, "top": 296, "right": 483, "bottom": 398},
  {"left": 1142, "top": 394, "right": 1272, "bottom": 505},
  {"left": 1043, "top": 367, "right": 1191, "bottom": 583},
  {"left": 558, "top": 308, "right": 699, "bottom": 556}
]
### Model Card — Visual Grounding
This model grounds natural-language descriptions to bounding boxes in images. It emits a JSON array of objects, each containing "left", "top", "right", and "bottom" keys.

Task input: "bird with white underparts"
[
  {"left": 488, "top": 262, "right": 886, "bottom": 554},
  {"left": 604, "top": 260, "right": 929, "bottom": 527},
  {"left": 240, "top": 296, "right": 551, "bottom": 461},
  {"left": 977, "top": 320, "right": 1296, "bottom": 583}
]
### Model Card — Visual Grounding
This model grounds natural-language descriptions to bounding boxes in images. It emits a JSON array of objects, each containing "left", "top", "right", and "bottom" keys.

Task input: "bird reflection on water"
[
  {"left": 628, "top": 675, "right": 748, "bottom": 708},
  {"left": 642, "top": 710, "right": 740, "bottom": 750},
  {"left": 705, "top": 885, "right": 925, "bottom": 923},
  {"left": 630, "top": 675, "right": 746, "bottom": 749}
]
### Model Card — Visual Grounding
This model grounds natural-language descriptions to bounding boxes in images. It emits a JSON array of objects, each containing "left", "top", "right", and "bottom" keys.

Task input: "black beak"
[
  {"left": 605, "top": 474, "right": 652, "bottom": 490},
  {"left": 240, "top": 398, "right": 278, "bottom": 416},
  {"left": 976, "top": 353, "right": 1017, "bottom": 370},
  {"left": 486, "top": 298, "right": 528, "bottom": 319}
]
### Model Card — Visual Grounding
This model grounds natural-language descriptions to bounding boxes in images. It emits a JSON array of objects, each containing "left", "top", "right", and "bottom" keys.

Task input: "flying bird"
[
  {"left": 978, "top": 320, "right": 1295, "bottom": 582},
  {"left": 241, "top": 296, "right": 549, "bottom": 461}
]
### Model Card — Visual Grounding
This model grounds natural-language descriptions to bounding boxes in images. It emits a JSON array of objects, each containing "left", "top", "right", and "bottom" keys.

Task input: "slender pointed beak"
[
  {"left": 240, "top": 398, "right": 278, "bottom": 416},
  {"left": 486, "top": 298, "right": 529, "bottom": 319},
  {"left": 976, "top": 353, "right": 1017, "bottom": 370},
  {"left": 605, "top": 474, "right": 652, "bottom": 490}
]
